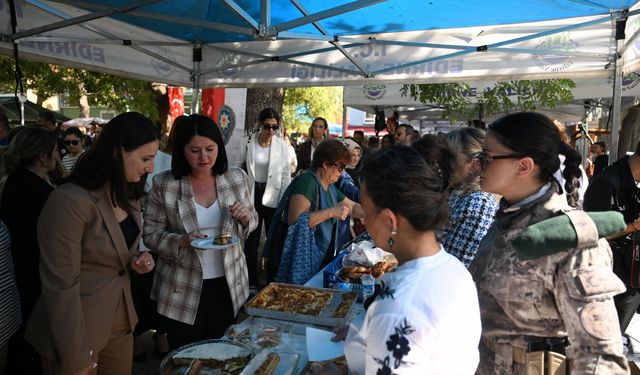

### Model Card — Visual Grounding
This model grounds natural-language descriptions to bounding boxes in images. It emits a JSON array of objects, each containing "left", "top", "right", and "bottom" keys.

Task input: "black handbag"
[{"left": 610, "top": 234, "right": 640, "bottom": 289}]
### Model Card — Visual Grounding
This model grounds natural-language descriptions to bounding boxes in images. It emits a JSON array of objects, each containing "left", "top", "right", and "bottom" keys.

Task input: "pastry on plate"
[{"left": 214, "top": 234, "right": 232, "bottom": 245}]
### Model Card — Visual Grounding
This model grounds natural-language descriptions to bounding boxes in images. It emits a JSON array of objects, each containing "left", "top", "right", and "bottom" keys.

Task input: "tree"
[
  {"left": 0, "top": 56, "right": 159, "bottom": 120},
  {"left": 282, "top": 87, "right": 343, "bottom": 134},
  {"left": 244, "top": 88, "right": 285, "bottom": 136},
  {"left": 400, "top": 79, "right": 576, "bottom": 121}
]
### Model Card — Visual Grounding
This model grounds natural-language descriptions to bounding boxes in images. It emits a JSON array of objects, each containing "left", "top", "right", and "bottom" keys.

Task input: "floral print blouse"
[{"left": 343, "top": 248, "right": 482, "bottom": 374}]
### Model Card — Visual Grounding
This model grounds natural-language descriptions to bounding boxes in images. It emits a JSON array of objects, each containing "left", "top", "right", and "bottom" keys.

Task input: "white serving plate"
[{"left": 191, "top": 235, "right": 240, "bottom": 250}]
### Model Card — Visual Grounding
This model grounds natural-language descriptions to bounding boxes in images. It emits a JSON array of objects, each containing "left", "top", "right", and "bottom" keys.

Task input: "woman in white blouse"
[
  {"left": 238, "top": 108, "right": 291, "bottom": 287},
  {"left": 320, "top": 144, "right": 482, "bottom": 374}
]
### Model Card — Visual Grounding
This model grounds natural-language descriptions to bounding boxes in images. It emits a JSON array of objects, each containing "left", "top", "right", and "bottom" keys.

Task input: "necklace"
[{"left": 192, "top": 178, "right": 215, "bottom": 192}]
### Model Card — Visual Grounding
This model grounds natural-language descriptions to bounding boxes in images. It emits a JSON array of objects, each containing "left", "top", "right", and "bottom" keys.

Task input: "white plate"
[
  {"left": 191, "top": 236, "right": 240, "bottom": 250},
  {"left": 240, "top": 350, "right": 299, "bottom": 375}
]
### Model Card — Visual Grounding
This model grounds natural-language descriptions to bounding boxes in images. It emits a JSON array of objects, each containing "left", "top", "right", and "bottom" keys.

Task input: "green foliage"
[
  {"left": 400, "top": 79, "right": 576, "bottom": 120},
  {"left": 283, "top": 87, "right": 343, "bottom": 133},
  {"left": 0, "top": 56, "right": 159, "bottom": 119}
]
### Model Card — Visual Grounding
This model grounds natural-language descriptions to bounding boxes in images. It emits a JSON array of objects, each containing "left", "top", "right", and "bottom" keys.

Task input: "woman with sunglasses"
[
  {"left": 238, "top": 108, "right": 291, "bottom": 288},
  {"left": 273, "top": 139, "right": 364, "bottom": 284},
  {"left": 295, "top": 117, "right": 329, "bottom": 174},
  {"left": 61, "top": 127, "right": 85, "bottom": 175},
  {"left": 470, "top": 112, "right": 627, "bottom": 374},
  {"left": 428, "top": 128, "right": 498, "bottom": 268}
]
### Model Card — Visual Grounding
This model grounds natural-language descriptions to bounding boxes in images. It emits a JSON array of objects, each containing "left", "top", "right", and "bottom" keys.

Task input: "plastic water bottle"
[{"left": 361, "top": 270, "right": 375, "bottom": 302}]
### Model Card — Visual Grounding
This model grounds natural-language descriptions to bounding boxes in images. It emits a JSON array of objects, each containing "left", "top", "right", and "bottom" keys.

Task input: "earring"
[{"left": 388, "top": 229, "right": 397, "bottom": 247}]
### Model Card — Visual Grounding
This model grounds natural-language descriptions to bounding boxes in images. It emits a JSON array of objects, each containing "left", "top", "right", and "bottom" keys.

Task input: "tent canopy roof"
[
  {"left": 1, "top": 0, "right": 640, "bottom": 87},
  {"left": 74, "top": 0, "right": 637, "bottom": 43}
]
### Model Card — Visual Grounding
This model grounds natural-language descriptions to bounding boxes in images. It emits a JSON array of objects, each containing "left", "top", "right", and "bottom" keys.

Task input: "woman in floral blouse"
[{"left": 319, "top": 143, "right": 481, "bottom": 374}]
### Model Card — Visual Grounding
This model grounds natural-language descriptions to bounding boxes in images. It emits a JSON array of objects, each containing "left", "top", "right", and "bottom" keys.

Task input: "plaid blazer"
[{"left": 143, "top": 168, "right": 258, "bottom": 325}]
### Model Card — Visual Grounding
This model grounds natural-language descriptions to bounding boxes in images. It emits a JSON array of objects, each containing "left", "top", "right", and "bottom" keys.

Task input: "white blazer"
[{"left": 239, "top": 134, "right": 291, "bottom": 208}]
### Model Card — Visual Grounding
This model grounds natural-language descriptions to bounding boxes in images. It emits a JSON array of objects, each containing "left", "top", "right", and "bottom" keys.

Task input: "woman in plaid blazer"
[{"left": 143, "top": 115, "right": 258, "bottom": 350}]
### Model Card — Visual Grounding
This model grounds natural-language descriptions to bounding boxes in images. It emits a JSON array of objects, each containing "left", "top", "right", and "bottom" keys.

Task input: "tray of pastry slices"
[
  {"left": 160, "top": 339, "right": 253, "bottom": 375},
  {"left": 244, "top": 283, "right": 358, "bottom": 327},
  {"left": 239, "top": 350, "right": 299, "bottom": 375}
]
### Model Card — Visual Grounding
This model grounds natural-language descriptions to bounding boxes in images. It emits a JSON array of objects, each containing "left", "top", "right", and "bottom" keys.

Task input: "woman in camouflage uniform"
[{"left": 470, "top": 112, "right": 628, "bottom": 374}]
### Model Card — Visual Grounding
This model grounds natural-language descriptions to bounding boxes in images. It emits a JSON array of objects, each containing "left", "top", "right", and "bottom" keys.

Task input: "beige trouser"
[
  {"left": 477, "top": 337, "right": 569, "bottom": 375},
  {"left": 41, "top": 296, "right": 133, "bottom": 375}
]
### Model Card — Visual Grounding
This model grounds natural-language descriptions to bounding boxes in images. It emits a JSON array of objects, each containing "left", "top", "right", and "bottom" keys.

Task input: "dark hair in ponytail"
[
  {"left": 361, "top": 143, "right": 460, "bottom": 232},
  {"left": 489, "top": 112, "right": 582, "bottom": 208},
  {"left": 558, "top": 142, "right": 582, "bottom": 208}
]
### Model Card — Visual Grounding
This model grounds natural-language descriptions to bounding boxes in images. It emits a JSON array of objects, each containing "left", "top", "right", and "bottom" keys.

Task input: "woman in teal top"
[{"left": 275, "top": 139, "right": 364, "bottom": 283}]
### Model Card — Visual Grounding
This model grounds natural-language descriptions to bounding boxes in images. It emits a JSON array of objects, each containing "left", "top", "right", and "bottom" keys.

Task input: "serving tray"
[{"left": 244, "top": 283, "right": 358, "bottom": 327}]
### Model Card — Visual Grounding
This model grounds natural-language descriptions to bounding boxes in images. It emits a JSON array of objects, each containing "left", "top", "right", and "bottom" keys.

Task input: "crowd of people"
[{"left": 0, "top": 106, "right": 636, "bottom": 375}]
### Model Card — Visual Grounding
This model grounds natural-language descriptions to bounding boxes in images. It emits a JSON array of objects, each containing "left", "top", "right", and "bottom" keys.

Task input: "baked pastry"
[
  {"left": 214, "top": 234, "right": 232, "bottom": 245},
  {"left": 255, "top": 352, "right": 280, "bottom": 375}
]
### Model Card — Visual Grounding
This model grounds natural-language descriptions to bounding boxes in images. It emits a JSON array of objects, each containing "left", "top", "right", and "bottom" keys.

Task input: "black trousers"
[
  {"left": 615, "top": 287, "right": 640, "bottom": 333},
  {"left": 162, "top": 277, "right": 235, "bottom": 351},
  {"left": 244, "top": 183, "right": 276, "bottom": 286},
  {"left": 131, "top": 252, "right": 165, "bottom": 336}
]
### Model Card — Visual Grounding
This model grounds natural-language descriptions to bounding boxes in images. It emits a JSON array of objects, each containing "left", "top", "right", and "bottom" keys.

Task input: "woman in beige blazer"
[
  {"left": 143, "top": 114, "right": 257, "bottom": 351},
  {"left": 25, "top": 112, "right": 159, "bottom": 375}
]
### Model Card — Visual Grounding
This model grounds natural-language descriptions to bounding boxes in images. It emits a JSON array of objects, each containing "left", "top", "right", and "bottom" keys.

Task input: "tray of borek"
[{"left": 244, "top": 283, "right": 358, "bottom": 327}]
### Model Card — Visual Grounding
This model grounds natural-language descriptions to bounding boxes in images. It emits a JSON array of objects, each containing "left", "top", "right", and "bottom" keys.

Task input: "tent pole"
[
  {"left": 611, "top": 42, "right": 622, "bottom": 162},
  {"left": 611, "top": 14, "right": 627, "bottom": 162},
  {"left": 9, "top": 0, "right": 25, "bottom": 125},
  {"left": 342, "top": 86, "right": 347, "bottom": 139},
  {"left": 191, "top": 43, "right": 202, "bottom": 115}
]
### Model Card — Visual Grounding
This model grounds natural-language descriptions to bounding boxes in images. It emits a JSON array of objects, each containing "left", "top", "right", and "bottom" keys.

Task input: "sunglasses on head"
[
  {"left": 263, "top": 124, "right": 280, "bottom": 131},
  {"left": 64, "top": 140, "right": 80, "bottom": 146}
]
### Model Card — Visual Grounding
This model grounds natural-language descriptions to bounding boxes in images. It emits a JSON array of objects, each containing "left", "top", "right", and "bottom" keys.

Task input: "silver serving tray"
[
  {"left": 159, "top": 338, "right": 253, "bottom": 375},
  {"left": 244, "top": 283, "right": 358, "bottom": 327}
]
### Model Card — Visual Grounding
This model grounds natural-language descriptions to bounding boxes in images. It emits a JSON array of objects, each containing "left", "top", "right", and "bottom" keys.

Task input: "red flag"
[
  {"left": 168, "top": 86, "right": 184, "bottom": 121},
  {"left": 202, "top": 88, "right": 225, "bottom": 123}
]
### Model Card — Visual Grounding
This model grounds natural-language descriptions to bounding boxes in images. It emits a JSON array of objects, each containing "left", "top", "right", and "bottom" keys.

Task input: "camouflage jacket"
[{"left": 469, "top": 186, "right": 628, "bottom": 374}]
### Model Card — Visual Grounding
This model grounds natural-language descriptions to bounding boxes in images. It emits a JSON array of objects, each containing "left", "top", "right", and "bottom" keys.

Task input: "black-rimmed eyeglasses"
[
  {"left": 263, "top": 124, "right": 280, "bottom": 131},
  {"left": 474, "top": 151, "right": 524, "bottom": 169},
  {"left": 333, "top": 163, "right": 346, "bottom": 172}
]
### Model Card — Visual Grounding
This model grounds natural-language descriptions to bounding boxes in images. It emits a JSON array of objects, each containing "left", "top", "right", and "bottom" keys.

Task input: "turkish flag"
[
  {"left": 202, "top": 88, "right": 225, "bottom": 123},
  {"left": 168, "top": 86, "right": 184, "bottom": 121}
]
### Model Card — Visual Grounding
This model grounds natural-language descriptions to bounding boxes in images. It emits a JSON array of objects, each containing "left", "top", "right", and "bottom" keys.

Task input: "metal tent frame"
[{"left": 3, "top": 0, "right": 640, "bottom": 157}]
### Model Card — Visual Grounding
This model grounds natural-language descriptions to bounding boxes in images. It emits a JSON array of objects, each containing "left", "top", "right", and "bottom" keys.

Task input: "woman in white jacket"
[{"left": 239, "top": 108, "right": 291, "bottom": 287}]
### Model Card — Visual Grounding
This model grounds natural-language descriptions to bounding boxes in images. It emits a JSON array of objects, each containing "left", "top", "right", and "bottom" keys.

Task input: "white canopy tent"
[
  {"left": 2, "top": 0, "right": 640, "bottom": 156},
  {"left": 344, "top": 76, "right": 640, "bottom": 124}
]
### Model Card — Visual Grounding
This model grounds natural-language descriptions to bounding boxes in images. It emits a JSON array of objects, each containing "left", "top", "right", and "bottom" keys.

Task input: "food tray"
[
  {"left": 239, "top": 350, "right": 299, "bottom": 375},
  {"left": 300, "top": 356, "right": 349, "bottom": 375},
  {"left": 244, "top": 283, "right": 358, "bottom": 327},
  {"left": 159, "top": 339, "right": 253, "bottom": 375}
]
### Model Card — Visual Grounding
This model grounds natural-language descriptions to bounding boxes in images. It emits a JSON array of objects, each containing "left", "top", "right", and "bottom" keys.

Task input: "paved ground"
[
  {"left": 1, "top": 313, "right": 639, "bottom": 374},
  {"left": 626, "top": 314, "right": 640, "bottom": 364},
  {"left": 132, "top": 330, "right": 164, "bottom": 375}
]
